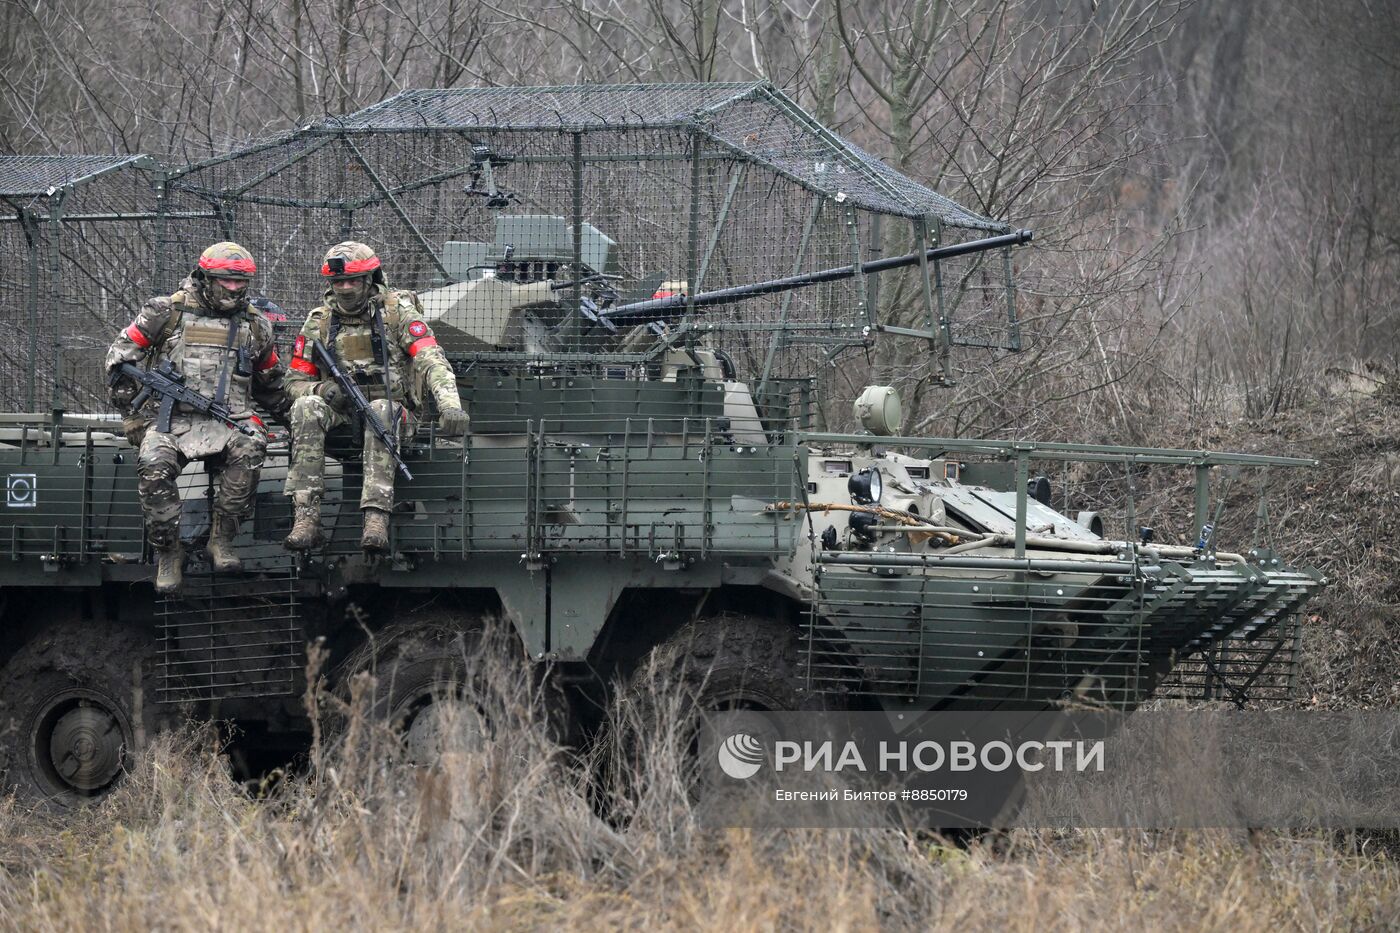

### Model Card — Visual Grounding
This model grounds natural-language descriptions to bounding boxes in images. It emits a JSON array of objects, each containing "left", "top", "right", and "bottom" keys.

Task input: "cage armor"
[
  {"left": 287, "top": 284, "right": 463, "bottom": 418},
  {"left": 106, "top": 276, "right": 292, "bottom": 439}
]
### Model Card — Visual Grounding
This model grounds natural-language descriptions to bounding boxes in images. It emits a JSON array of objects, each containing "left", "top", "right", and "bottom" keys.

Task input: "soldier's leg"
[
  {"left": 359, "top": 398, "right": 411, "bottom": 551},
  {"left": 285, "top": 395, "right": 339, "bottom": 501},
  {"left": 208, "top": 428, "right": 268, "bottom": 572},
  {"left": 284, "top": 395, "right": 344, "bottom": 551},
  {"left": 137, "top": 431, "right": 187, "bottom": 593}
]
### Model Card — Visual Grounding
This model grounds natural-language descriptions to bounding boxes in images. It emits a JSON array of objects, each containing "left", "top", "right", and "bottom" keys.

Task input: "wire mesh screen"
[
  {"left": 1, "top": 86, "right": 1020, "bottom": 414},
  {"left": 151, "top": 84, "right": 1018, "bottom": 388},
  {"left": 0, "top": 156, "right": 178, "bottom": 412},
  {"left": 806, "top": 569, "right": 1151, "bottom": 709},
  {"left": 1154, "top": 615, "right": 1303, "bottom": 704},
  {"left": 0, "top": 419, "right": 144, "bottom": 560}
]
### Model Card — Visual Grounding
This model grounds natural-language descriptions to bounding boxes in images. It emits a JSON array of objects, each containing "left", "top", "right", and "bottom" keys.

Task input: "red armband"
[
  {"left": 407, "top": 336, "right": 438, "bottom": 357},
  {"left": 124, "top": 323, "right": 152, "bottom": 349},
  {"left": 257, "top": 349, "right": 280, "bottom": 372},
  {"left": 289, "top": 334, "right": 319, "bottom": 374}
]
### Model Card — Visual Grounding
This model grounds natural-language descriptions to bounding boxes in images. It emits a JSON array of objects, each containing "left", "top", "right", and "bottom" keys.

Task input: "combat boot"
[
  {"left": 154, "top": 544, "right": 184, "bottom": 595},
  {"left": 284, "top": 492, "right": 324, "bottom": 551},
  {"left": 361, "top": 507, "right": 391, "bottom": 553},
  {"left": 207, "top": 511, "right": 242, "bottom": 573}
]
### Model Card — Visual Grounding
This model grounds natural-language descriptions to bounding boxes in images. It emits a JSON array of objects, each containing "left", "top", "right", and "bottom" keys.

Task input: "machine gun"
[
  {"left": 309, "top": 340, "right": 413, "bottom": 481},
  {"left": 417, "top": 220, "right": 1030, "bottom": 354},
  {"left": 112, "top": 360, "right": 259, "bottom": 437},
  {"left": 597, "top": 228, "right": 1033, "bottom": 328}
]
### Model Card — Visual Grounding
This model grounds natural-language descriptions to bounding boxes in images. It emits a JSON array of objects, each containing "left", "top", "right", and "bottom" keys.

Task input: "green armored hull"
[{"left": 0, "top": 379, "right": 1320, "bottom": 722}]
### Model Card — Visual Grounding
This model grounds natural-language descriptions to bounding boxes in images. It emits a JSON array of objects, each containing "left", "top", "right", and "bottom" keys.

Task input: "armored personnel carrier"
[{"left": 0, "top": 84, "right": 1321, "bottom": 803}]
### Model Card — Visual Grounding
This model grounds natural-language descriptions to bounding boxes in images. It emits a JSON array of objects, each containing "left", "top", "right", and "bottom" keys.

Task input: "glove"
[
  {"left": 108, "top": 375, "right": 138, "bottom": 412},
  {"left": 317, "top": 381, "right": 349, "bottom": 413},
  {"left": 437, "top": 406, "right": 469, "bottom": 437}
]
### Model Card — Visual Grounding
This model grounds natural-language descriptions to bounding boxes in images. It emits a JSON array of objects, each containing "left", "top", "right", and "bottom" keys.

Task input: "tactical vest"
[
  {"left": 163, "top": 292, "right": 258, "bottom": 416},
  {"left": 314, "top": 294, "right": 415, "bottom": 407}
]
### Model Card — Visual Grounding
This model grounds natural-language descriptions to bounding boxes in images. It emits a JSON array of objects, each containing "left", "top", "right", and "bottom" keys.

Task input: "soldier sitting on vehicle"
[
  {"left": 282, "top": 241, "right": 468, "bottom": 553},
  {"left": 106, "top": 241, "right": 292, "bottom": 594}
]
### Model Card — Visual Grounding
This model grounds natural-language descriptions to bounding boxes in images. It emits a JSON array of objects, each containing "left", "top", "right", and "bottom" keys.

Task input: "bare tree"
[{"left": 825, "top": 0, "right": 1191, "bottom": 437}]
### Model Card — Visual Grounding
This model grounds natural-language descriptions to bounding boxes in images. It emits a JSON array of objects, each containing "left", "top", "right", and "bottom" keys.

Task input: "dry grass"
[
  {"left": 0, "top": 665, "right": 1396, "bottom": 931},
  {"left": 0, "top": 732, "right": 1396, "bottom": 931}
]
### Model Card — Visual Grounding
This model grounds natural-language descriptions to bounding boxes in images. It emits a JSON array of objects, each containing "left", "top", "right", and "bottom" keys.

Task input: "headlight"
[
  {"left": 848, "top": 467, "right": 882, "bottom": 505},
  {"left": 849, "top": 512, "right": 879, "bottom": 541}
]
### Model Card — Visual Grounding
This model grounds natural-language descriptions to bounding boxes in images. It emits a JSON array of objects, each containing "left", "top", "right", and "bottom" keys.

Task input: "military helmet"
[
  {"left": 195, "top": 241, "right": 257, "bottom": 280},
  {"left": 321, "top": 241, "right": 385, "bottom": 284}
]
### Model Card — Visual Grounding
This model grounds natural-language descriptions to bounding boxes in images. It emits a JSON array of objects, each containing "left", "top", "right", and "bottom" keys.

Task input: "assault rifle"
[
  {"left": 309, "top": 340, "right": 413, "bottom": 481},
  {"left": 113, "top": 360, "right": 258, "bottom": 437}
]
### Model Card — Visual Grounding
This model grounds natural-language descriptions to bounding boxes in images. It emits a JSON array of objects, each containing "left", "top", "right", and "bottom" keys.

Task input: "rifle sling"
[
  {"left": 327, "top": 301, "right": 402, "bottom": 442},
  {"left": 211, "top": 313, "right": 242, "bottom": 409},
  {"left": 372, "top": 306, "right": 398, "bottom": 448}
]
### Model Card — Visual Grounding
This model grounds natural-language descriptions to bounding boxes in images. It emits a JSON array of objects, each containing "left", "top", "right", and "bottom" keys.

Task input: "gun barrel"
[{"left": 602, "top": 228, "right": 1032, "bottom": 325}]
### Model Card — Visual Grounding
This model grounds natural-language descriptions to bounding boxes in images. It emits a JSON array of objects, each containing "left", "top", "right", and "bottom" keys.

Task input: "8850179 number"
[{"left": 902, "top": 788, "right": 969, "bottom": 802}]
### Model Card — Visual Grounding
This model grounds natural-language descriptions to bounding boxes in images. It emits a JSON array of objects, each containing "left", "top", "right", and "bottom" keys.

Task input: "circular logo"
[
  {"left": 408, "top": 320, "right": 428, "bottom": 338},
  {"left": 717, "top": 732, "right": 764, "bottom": 780},
  {"left": 6, "top": 473, "right": 36, "bottom": 508}
]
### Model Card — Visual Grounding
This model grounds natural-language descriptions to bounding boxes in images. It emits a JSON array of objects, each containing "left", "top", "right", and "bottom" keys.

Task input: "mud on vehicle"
[{"left": 0, "top": 84, "right": 1322, "bottom": 803}]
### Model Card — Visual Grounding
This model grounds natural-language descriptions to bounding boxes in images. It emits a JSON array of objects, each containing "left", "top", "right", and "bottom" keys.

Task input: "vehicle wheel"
[
  {"left": 607, "top": 613, "right": 841, "bottom": 818},
  {"left": 621, "top": 612, "right": 828, "bottom": 715},
  {"left": 0, "top": 620, "right": 163, "bottom": 806},
  {"left": 327, "top": 612, "right": 565, "bottom": 763}
]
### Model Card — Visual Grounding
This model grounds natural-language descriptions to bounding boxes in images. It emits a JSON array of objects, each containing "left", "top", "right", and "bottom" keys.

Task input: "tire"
[
  {"left": 606, "top": 613, "right": 841, "bottom": 819},
  {"left": 621, "top": 613, "right": 829, "bottom": 715},
  {"left": 326, "top": 612, "right": 566, "bottom": 763},
  {"left": 0, "top": 620, "right": 163, "bottom": 807}
]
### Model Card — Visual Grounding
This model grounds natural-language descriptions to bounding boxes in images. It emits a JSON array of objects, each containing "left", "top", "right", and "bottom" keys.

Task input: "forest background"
[{"left": 4, "top": 0, "right": 1397, "bottom": 437}]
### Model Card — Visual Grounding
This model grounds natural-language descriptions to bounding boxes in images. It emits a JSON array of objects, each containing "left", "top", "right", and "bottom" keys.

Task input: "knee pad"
[{"left": 292, "top": 395, "right": 333, "bottom": 433}]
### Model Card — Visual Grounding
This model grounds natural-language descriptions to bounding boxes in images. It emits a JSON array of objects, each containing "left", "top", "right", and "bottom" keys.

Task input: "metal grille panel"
[
  {"left": 1154, "top": 615, "right": 1303, "bottom": 704},
  {"left": 806, "top": 560, "right": 1151, "bottom": 709},
  {"left": 156, "top": 571, "right": 301, "bottom": 702}
]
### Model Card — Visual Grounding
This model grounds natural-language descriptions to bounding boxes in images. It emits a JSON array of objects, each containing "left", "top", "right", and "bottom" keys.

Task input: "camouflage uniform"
[
  {"left": 107, "top": 242, "right": 291, "bottom": 591},
  {"left": 283, "top": 242, "right": 465, "bottom": 552}
]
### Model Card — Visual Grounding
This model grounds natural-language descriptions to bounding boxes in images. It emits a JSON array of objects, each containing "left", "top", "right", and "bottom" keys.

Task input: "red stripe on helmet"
[
  {"left": 124, "top": 323, "right": 152, "bottom": 348},
  {"left": 257, "top": 349, "right": 279, "bottom": 372},
  {"left": 406, "top": 336, "right": 438, "bottom": 357},
  {"left": 199, "top": 256, "right": 257, "bottom": 275},
  {"left": 289, "top": 357, "right": 319, "bottom": 375},
  {"left": 321, "top": 256, "right": 381, "bottom": 276}
]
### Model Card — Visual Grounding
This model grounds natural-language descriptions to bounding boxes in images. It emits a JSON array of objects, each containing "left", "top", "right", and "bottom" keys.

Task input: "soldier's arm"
[
  {"left": 394, "top": 292, "right": 463, "bottom": 412},
  {"left": 285, "top": 312, "right": 329, "bottom": 401},
  {"left": 105, "top": 297, "right": 175, "bottom": 376},
  {"left": 248, "top": 313, "right": 292, "bottom": 417}
]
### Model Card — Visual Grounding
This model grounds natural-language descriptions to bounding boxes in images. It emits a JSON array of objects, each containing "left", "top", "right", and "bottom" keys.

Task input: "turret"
[{"left": 419, "top": 215, "right": 618, "bottom": 352}]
